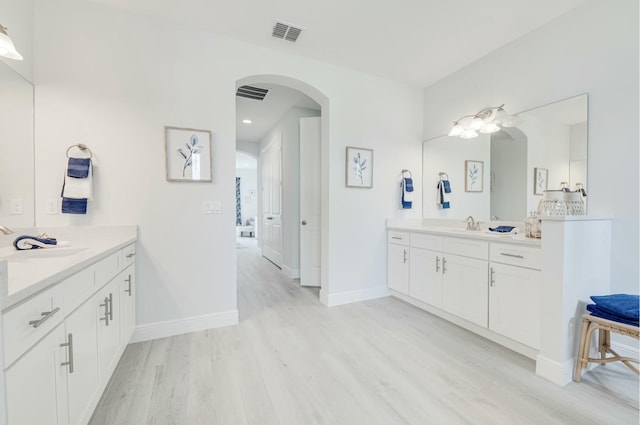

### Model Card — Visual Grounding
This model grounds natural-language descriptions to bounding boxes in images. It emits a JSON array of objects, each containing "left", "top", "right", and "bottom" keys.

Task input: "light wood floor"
[{"left": 89, "top": 238, "right": 639, "bottom": 425}]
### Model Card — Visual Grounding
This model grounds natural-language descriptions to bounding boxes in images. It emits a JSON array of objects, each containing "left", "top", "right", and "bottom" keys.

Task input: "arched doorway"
[{"left": 235, "top": 75, "right": 330, "bottom": 303}]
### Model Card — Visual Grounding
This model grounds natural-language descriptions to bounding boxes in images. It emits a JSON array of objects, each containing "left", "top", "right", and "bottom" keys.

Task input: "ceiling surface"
[{"left": 88, "top": 0, "right": 587, "bottom": 88}]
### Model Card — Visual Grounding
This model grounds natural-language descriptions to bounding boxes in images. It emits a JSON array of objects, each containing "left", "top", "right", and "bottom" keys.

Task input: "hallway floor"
[{"left": 89, "top": 240, "right": 639, "bottom": 425}]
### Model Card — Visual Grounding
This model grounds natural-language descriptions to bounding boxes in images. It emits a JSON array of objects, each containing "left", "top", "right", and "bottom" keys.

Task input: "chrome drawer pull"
[
  {"left": 403, "top": 249, "right": 408, "bottom": 263},
  {"left": 108, "top": 293, "right": 113, "bottom": 321},
  {"left": 126, "top": 253, "right": 135, "bottom": 259},
  {"left": 500, "top": 253, "right": 525, "bottom": 259},
  {"left": 490, "top": 267, "right": 495, "bottom": 287},
  {"left": 124, "top": 275, "right": 132, "bottom": 296},
  {"left": 61, "top": 333, "right": 74, "bottom": 374},
  {"left": 100, "top": 297, "right": 110, "bottom": 326},
  {"left": 442, "top": 258, "right": 447, "bottom": 274},
  {"left": 391, "top": 236, "right": 402, "bottom": 240},
  {"left": 28, "top": 307, "right": 60, "bottom": 328},
  {"left": 435, "top": 256, "right": 440, "bottom": 272}
]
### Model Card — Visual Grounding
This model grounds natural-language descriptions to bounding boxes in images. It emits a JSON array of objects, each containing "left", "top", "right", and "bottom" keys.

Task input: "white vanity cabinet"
[
  {"left": 2, "top": 241, "right": 137, "bottom": 425},
  {"left": 387, "top": 231, "right": 410, "bottom": 294},
  {"left": 488, "top": 243, "right": 541, "bottom": 349}
]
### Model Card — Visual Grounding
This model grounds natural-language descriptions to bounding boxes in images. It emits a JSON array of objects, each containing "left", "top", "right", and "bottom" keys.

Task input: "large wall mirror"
[
  {"left": 0, "top": 61, "right": 35, "bottom": 228},
  {"left": 423, "top": 94, "right": 588, "bottom": 221}
]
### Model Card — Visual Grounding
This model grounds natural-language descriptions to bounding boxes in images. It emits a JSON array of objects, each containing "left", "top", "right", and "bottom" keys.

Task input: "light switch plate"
[
  {"left": 202, "top": 201, "right": 214, "bottom": 214},
  {"left": 212, "top": 201, "right": 222, "bottom": 214}
]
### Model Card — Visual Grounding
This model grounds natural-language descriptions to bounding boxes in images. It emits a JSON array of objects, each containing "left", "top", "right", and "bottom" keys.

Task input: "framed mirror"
[
  {"left": 423, "top": 94, "right": 588, "bottom": 221},
  {"left": 0, "top": 61, "right": 35, "bottom": 228}
]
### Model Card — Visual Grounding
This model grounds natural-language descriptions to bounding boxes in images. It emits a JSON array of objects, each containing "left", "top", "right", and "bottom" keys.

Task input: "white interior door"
[
  {"left": 261, "top": 135, "right": 283, "bottom": 268},
  {"left": 299, "top": 117, "right": 321, "bottom": 287}
]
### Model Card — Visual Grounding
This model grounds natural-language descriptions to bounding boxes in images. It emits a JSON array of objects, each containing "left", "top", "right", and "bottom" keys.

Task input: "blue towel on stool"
[
  {"left": 586, "top": 304, "right": 639, "bottom": 327},
  {"left": 590, "top": 294, "right": 640, "bottom": 321},
  {"left": 401, "top": 177, "right": 414, "bottom": 209}
]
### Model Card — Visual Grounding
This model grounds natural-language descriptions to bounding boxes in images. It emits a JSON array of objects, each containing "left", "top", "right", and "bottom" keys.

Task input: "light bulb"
[
  {"left": 448, "top": 123, "right": 463, "bottom": 136},
  {"left": 469, "top": 116, "right": 485, "bottom": 130},
  {"left": 460, "top": 129, "right": 478, "bottom": 139},
  {"left": 0, "top": 29, "right": 23, "bottom": 60},
  {"left": 480, "top": 123, "right": 500, "bottom": 133}
]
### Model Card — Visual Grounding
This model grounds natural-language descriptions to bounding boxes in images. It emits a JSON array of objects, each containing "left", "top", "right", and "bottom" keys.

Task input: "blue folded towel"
[
  {"left": 590, "top": 294, "right": 640, "bottom": 321},
  {"left": 586, "top": 304, "right": 639, "bottom": 327},
  {"left": 489, "top": 226, "right": 516, "bottom": 233},
  {"left": 67, "top": 157, "right": 91, "bottom": 178},
  {"left": 442, "top": 180, "right": 451, "bottom": 193},
  {"left": 402, "top": 177, "right": 414, "bottom": 209},
  {"left": 62, "top": 198, "right": 88, "bottom": 214},
  {"left": 13, "top": 235, "right": 58, "bottom": 250},
  {"left": 437, "top": 180, "right": 451, "bottom": 209}
]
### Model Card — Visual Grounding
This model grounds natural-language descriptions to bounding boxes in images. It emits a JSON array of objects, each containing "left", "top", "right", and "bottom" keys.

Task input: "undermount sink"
[{"left": 2, "top": 246, "right": 88, "bottom": 261}]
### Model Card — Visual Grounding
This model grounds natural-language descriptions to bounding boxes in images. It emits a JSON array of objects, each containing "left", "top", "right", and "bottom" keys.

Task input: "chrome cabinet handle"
[
  {"left": 442, "top": 258, "right": 447, "bottom": 274},
  {"left": 108, "top": 293, "right": 113, "bottom": 321},
  {"left": 28, "top": 307, "right": 60, "bottom": 328},
  {"left": 500, "top": 253, "right": 524, "bottom": 259},
  {"left": 403, "top": 249, "right": 408, "bottom": 264},
  {"left": 61, "top": 333, "right": 74, "bottom": 374},
  {"left": 435, "top": 256, "right": 440, "bottom": 272},
  {"left": 490, "top": 267, "right": 496, "bottom": 287},
  {"left": 391, "top": 236, "right": 402, "bottom": 240},
  {"left": 126, "top": 252, "right": 135, "bottom": 259},
  {"left": 266, "top": 217, "right": 273, "bottom": 220},
  {"left": 301, "top": 220, "right": 307, "bottom": 225},
  {"left": 100, "top": 297, "right": 110, "bottom": 326},
  {"left": 124, "top": 275, "right": 132, "bottom": 296}
]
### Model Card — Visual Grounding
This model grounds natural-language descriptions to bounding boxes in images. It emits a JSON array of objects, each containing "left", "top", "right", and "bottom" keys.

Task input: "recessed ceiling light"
[{"left": 242, "top": 119, "right": 252, "bottom": 124}]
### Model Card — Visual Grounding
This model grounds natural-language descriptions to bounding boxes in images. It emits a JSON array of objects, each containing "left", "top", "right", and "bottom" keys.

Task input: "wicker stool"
[{"left": 574, "top": 314, "right": 640, "bottom": 382}]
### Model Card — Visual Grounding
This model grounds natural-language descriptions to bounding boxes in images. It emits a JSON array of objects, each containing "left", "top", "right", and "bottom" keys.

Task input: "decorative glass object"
[
  {"left": 524, "top": 211, "right": 542, "bottom": 239},
  {"left": 537, "top": 190, "right": 585, "bottom": 217}
]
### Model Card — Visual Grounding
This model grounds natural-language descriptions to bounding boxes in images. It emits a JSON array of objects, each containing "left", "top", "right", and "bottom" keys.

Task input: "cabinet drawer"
[
  {"left": 122, "top": 244, "right": 136, "bottom": 267},
  {"left": 94, "top": 251, "right": 121, "bottom": 287},
  {"left": 490, "top": 243, "right": 541, "bottom": 270},
  {"left": 3, "top": 284, "right": 65, "bottom": 367},
  {"left": 443, "top": 237, "right": 488, "bottom": 260},
  {"left": 410, "top": 233, "right": 443, "bottom": 251},
  {"left": 63, "top": 267, "right": 96, "bottom": 313},
  {"left": 388, "top": 231, "right": 410, "bottom": 246}
]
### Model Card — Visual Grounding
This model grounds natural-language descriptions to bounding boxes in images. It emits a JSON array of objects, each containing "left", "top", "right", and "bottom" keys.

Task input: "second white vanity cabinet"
[
  {"left": 2, "top": 241, "right": 137, "bottom": 425},
  {"left": 387, "top": 231, "right": 410, "bottom": 294},
  {"left": 488, "top": 243, "right": 541, "bottom": 349}
]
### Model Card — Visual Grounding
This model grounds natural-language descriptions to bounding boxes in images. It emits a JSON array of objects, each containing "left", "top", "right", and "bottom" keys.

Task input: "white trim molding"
[
  {"left": 282, "top": 265, "right": 300, "bottom": 279},
  {"left": 131, "top": 310, "right": 239, "bottom": 343},
  {"left": 322, "top": 286, "right": 389, "bottom": 307}
]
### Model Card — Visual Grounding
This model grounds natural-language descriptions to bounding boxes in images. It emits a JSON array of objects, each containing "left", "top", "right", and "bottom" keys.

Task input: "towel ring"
[
  {"left": 66, "top": 144, "right": 93, "bottom": 159},
  {"left": 439, "top": 172, "right": 449, "bottom": 180},
  {"left": 401, "top": 169, "right": 413, "bottom": 179}
]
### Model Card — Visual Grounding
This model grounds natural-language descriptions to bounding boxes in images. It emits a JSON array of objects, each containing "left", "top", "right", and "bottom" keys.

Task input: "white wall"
[
  {"left": 0, "top": 0, "right": 33, "bottom": 82},
  {"left": 423, "top": 0, "right": 639, "bottom": 294},
  {"left": 33, "top": 0, "right": 423, "bottom": 331}
]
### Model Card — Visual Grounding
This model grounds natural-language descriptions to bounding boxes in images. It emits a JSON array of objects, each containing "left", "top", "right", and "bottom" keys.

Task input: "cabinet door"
[
  {"left": 409, "top": 248, "right": 443, "bottom": 307},
  {"left": 96, "top": 278, "right": 121, "bottom": 384},
  {"left": 489, "top": 263, "right": 540, "bottom": 349},
  {"left": 442, "top": 254, "right": 488, "bottom": 327},
  {"left": 387, "top": 243, "right": 409, "bottom": 294},
  {"left": 119, "top": 265, "right": 136, "bottom": 345},
  {"left": 5, "top": 324, "right": 69, "bottom": 425},
  {"left": 66, "top": 294, "right": 100, "bottom": 425}
]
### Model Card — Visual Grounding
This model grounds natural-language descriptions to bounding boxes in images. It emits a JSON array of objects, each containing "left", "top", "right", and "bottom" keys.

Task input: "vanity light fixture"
[
  {"left": 0, "top": 24, "right": 23, "bottom": 61},
  {"left": 448, "top": 104, "right": 518, "bottom": 139}
]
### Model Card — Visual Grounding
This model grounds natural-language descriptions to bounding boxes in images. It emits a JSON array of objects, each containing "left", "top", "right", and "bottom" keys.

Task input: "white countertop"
[
  {"left": 0, "top": 226, "right": 137, "bottom": 310},
  {"left": 386, "top": 219, "right": 542, "bottom": 246}
]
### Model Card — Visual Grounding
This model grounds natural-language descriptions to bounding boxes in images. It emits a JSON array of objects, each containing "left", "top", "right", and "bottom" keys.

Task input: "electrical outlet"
[
  {"left": 46, "top": 199, "right": 59, "bottom": 215},
  {"left": 10, "top": 198, "right": 23, "bottom": 215}
]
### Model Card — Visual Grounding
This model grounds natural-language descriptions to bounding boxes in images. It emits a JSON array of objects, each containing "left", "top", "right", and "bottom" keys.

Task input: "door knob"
[{"left": 301, "top": 220, "right": 307, "bottom": 225}]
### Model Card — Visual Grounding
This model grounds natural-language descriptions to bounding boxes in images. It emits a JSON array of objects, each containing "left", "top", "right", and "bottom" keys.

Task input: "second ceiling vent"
[{"left": 272, "top": 21, "right": 303, "bottom": 43}]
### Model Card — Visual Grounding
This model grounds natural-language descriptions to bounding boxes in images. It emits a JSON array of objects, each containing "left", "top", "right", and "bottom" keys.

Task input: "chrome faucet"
[
  {"left": 465, "top": 216, "right": 481, "bottom": 231},
  {"left": 0, "top": 225, "right": 14, "bottom": 235}
]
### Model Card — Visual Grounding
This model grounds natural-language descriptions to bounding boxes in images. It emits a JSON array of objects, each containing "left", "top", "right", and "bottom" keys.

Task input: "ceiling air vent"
[
  {"left": 236, "top": 85, "right": 269, "bottom": 101},
  {"left": 272, "top": 21, "right": 303, "bottom": 43}
]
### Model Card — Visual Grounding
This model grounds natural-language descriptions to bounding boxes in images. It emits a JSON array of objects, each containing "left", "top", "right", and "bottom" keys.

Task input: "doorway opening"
[{"left": 235, "top": 75, "right": 330, "bottom": 304}]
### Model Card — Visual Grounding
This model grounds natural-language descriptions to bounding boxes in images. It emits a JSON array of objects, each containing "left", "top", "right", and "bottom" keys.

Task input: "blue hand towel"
[
  {"left": 67, "top": 157, "right": 91, "bottom": 178},
  {"left": 489, "top": 226, "right": 516, "bottom": 233},
  {"left": 437, "top": 180, "right": 451, "bottom": 209},
  {"left": 590, "top": 294, "right": 640, "bottom": 321},
  {"left": 586, "top": 304, "right": 639, "bottom": 327},
  {"left": 13, "top": 235, "right": 58, "bottom": 250},
  {"left": 62, "top": 198, "right": 88, "bottom": 214},
  {"left": 402, "top": 177, "right": 414, "bottom": 209}
]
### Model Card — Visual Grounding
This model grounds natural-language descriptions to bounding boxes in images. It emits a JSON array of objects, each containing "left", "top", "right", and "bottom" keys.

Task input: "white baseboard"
[
  {"left": 131, "top": 310, "right": 239, "bottom": 343},
  {"left": 282, "top": 265, "right": 300, "bottom": 279},
  {"left": 322, "top": 285, "right": 389, "bottom": 307},
  {"left": 535, "top": 355, "right": 574, "bottom": 386}
]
